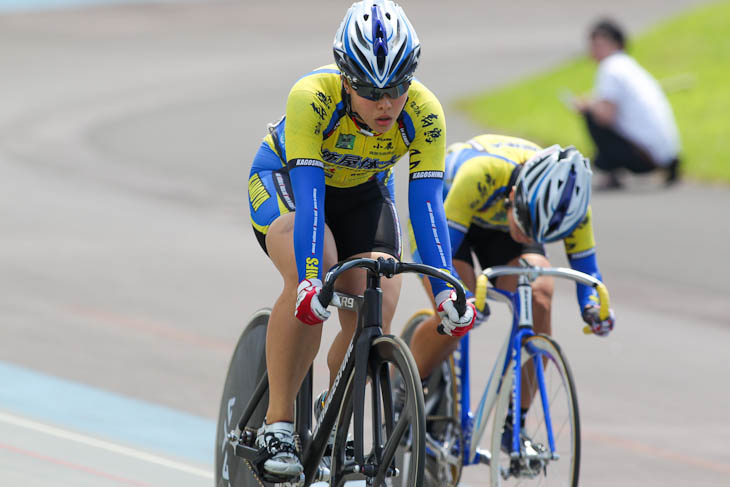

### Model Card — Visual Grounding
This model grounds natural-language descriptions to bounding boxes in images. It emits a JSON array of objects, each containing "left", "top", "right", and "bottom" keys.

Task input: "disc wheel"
[{"left": 215, "top": 309, "right": 271, "bottom": 487}]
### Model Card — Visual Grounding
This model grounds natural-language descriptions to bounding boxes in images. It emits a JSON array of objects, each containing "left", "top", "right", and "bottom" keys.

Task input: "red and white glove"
[
  {"left": 582, "top": 305, "right": 615, "bottom": 337},
  {"left": 295, "top": 278, "right": 330, "bottom": 325},
  {"left": 436, "top": 289, "right": 476, "bottom": 337}
]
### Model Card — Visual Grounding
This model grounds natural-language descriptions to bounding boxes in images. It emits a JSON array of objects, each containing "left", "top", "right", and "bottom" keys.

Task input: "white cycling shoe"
[{"left": 255, "top": 421, "right": 303, "bottom": 479}]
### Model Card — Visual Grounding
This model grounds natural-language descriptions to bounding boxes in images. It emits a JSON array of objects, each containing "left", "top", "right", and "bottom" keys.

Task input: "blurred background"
[{"left": 1, "top": 0, "right": 728, "bottom": 486}]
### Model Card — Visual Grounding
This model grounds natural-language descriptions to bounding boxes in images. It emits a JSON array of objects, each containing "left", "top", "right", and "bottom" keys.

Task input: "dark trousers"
[{"left": 584, "top": 112, "right": 657, "bottom": 174}]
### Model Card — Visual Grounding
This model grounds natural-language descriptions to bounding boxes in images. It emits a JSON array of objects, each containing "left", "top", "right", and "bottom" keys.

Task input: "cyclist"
[
  {"left": 247, "top": 1, "right": 475, "bottom": 481},
  {"left": 407, "top": 134, "right": 616, "bottom": 441}
]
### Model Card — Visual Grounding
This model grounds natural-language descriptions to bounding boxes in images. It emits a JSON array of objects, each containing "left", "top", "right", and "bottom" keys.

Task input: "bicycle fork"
[{"left": 510, "top": 277, "right": 558, "bottom": 461}]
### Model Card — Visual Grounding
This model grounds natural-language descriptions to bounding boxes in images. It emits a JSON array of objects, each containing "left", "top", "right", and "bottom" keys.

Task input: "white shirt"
[{"left": 595, "top": 52, "right": 680, "bottom": 166}]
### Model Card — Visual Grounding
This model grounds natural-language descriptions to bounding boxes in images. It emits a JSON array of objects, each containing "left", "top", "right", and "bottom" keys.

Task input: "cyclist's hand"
[
  {"left": 295, "top": 278, "right": 330, "bottom": 325},
  {"left": 468, "top": 297, "right": 490, "bottom": 328},
  {"left": 436, "top": 290, "right": 476, "bottom": 337},
  {"left": 582, "top": 305, "right": 615, "bottom": 337}
]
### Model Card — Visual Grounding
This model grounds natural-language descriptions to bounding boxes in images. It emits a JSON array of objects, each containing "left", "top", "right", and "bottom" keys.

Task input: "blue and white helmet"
[
  {"left": 333, "top": 0, "right": 421, "bottom": 88},
  {"left": 513, "top": 145, "right": 593, "bottom": 243}
]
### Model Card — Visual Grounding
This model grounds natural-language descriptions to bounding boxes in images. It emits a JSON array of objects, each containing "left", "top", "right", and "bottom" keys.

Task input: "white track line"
[{"left": 0, "top": 411, "right": 213, "bottom": 479}]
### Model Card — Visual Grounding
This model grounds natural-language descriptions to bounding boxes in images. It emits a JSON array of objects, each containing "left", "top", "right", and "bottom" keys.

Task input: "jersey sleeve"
[
  {"left": 564, "top": 206, "right": 603, "bottom": 311},
  {"left": 406, "top": 91, "right": 453, "bottom": 297},
  {"left": 285, "top": 86, "right": 329, "bottom": 283}
]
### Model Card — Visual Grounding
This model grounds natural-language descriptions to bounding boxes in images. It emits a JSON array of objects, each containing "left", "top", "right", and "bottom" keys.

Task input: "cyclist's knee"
[{"left": 532, "top": 278, "right": 554, "bottom": 315}]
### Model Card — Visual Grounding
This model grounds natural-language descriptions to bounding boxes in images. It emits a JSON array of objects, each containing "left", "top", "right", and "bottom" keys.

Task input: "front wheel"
[
  {"left": 329, "top": 335, "right": 426, "bottom": 487},
  {"left": 490, "top": 334, "right": 580, "bottom": 487}
]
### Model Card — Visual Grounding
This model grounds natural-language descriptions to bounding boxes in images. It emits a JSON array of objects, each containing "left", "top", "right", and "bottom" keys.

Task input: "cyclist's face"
[
  {"left": 344, "top": 79, "right": 408, "bottom": 133},
  {"left": 507, "top": 188, "right": 533, "bottom": 244}
]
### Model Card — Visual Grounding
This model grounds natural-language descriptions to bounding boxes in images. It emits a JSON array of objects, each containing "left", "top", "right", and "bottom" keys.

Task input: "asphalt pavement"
[{"left": 1, "top": 1, "right": 727, "bottom": 486}]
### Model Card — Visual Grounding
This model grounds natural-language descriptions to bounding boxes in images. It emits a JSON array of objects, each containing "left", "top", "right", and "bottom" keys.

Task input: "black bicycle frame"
[{"left": 231, "top": 257, "right": 466, "bottom": 486}]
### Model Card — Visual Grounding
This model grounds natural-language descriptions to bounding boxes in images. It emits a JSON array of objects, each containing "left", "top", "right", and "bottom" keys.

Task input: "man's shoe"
[
  {"left": 254, "top": 421, "right": 303, "bottom": 480},
  {"left": 665, "top": 158, "right": 680, "bottom": 185},
  {"left": 595, "top": 171, "right": 623, "bottom": 191}
]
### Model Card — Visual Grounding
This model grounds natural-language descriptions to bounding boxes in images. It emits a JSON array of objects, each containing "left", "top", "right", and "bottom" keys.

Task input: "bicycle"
[
  {"left": 215, "top": 257, "right": 470, "bottom": 487},
  {"left": 400, "top": 258, "right": 612, "bottom": 486}
]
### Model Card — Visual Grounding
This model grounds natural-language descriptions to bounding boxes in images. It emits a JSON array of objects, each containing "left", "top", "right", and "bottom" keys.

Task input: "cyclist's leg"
[
  {"left": 409, "top": 258, "right": 475, "bottom": 380},
  {"left": 264, "top": 212, "right": 339, "bottom": 423},
  {"left": 248, "top": 149, "right": 337, "bottom": 479}
]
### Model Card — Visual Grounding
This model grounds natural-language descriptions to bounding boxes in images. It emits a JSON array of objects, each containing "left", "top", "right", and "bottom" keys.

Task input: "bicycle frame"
[
  {"left": 444, "top": 263, "right": 609, "bottom": 467},
  {"left": 228, "top": 257, "right": 467, "bottom": 486}
]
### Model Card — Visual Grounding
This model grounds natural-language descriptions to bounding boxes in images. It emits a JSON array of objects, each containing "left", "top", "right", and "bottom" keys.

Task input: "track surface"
[{"left": 1, "top": 1, "right": 727, "bottom": 486}]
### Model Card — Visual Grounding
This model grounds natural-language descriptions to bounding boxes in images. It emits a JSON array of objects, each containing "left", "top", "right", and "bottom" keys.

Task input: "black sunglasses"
[{"left": 350, "top": 81, "right": 410, "bottom": 101}]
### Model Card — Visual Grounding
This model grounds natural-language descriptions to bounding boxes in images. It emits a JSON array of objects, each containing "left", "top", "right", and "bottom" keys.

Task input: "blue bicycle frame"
[
  {"left": 418, "top": 261, "right": 610, "bottom": 486},
  {"left": 454, "top": 283, "right": 558, "bottom": 466}
]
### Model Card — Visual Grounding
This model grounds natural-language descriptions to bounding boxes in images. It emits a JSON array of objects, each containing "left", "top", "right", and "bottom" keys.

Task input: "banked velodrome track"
[{"left": 1, "top": 1, "right": 727, "bottom": 486}]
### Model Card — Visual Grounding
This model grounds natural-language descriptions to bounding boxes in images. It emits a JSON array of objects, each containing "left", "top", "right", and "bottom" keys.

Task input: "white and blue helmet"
[
  {"left": 333, "top": 0, "right": 421, "bottom": 88},
  {"left": 513, "top": 145, "right": 593, "bottom": 243}
]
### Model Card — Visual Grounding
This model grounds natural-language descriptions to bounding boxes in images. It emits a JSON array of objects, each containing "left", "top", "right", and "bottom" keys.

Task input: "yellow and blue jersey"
[
  {"left": 249, "top": 64, "right": 453, "bottom": 295},
  {"left": 259, "top": 65, "right": 446, "bottom": 188}
]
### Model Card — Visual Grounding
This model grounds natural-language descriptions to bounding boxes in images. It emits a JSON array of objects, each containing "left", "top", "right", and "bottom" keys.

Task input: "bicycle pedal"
[{"left": 263, "top": 471, "right": 304, "bottom": 486}]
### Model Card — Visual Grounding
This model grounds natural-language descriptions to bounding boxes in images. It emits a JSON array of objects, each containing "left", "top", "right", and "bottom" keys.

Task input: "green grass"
[{"left": 457, "top": 1, "right": 730, "bottom": 183}]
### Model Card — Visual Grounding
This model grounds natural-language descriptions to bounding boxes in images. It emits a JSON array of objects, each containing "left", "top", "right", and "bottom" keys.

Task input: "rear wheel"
[
  {"left": 400, "top": 310, "right": 463, "bottom": 487},
  {"left": 328, "top": 335, "right": 426, "bottom": 487},
  {"left": 215, "top": 309, "right": 270, "bottom": 487},
  {"left": 489, "top": 334, "right": 580, "bottom": 487}
]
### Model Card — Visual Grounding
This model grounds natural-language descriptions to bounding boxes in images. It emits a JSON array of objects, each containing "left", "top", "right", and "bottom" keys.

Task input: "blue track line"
[{"left": 0, "top": 361, "right": 214, "bottom": 465}]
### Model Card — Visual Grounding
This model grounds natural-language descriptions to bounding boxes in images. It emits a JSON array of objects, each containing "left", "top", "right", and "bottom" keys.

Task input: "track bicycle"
[
  {"left": 400, "top": 258, "right": 612, "bottom": 486},
  {"left": 215, "top": 257, "right": 469, "bottom": 487}
]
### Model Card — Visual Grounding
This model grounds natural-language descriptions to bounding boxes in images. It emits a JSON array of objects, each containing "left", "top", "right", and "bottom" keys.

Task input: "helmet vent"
[
  {"left": 391, "top": 41, "right": 406, "bottom": 72},
  {"left": 355, "top": 24, "right": 368, "bottom": 46},
  {"left": 353, "top": 45, "right": 372, "bottom": 75},
  {"left": 526, "top": 163, "right": 549, "bottom": 192}
]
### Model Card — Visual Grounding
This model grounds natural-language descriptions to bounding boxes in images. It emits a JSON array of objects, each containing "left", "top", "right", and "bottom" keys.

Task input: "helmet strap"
[
  {"left": 507, "top": 165, "right": 522, "bottom": 188},
  {"left": 341, "top": 80, "right": 377, "bottom": 136}
]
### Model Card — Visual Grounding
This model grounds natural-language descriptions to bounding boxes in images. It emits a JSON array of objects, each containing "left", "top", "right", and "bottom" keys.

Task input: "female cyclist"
[
  {"left": 407, "top": 137, "right": 616, "bottom": 444},
  {"left": 247, "top": 1, "right": 475, "bottom": 480}
]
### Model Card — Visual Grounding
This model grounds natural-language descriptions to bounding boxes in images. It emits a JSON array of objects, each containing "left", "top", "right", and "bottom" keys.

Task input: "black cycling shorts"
[
  {"left": 253, "top": 176, "right": 401, "bottom": 261},
  {"left": 454, "top": 225, "right": 545, "bottom": 270}
]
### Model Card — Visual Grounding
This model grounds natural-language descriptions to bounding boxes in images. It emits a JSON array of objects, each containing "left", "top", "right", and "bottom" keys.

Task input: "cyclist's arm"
[
  {"left": 285, "top": 87, "right": 329, "bottom": 282},
  {"left": 409, "top": 175, "right": 453, "bottom": 296},
  {"left": 405, "top": 92, "right": 453, "bottom": 297},
  {"left": 564, "top": 206, "right": 603, "bottom": 311},
  {"left": 290, "top": 163, "right": 326, "bottom": 282}
]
